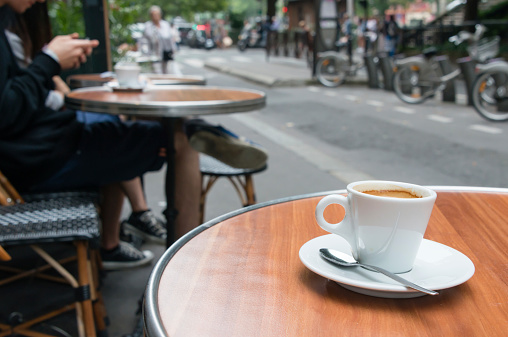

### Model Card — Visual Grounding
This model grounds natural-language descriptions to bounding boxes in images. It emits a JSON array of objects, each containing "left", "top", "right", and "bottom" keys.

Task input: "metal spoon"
[{"left": 319, "top": 248, "right": 439, "bottom": 296}]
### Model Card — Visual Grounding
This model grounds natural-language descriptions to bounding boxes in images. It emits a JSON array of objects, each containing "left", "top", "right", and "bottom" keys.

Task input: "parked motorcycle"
[{"left": 237, "top": 28, "right": 266, "bottom": 52}]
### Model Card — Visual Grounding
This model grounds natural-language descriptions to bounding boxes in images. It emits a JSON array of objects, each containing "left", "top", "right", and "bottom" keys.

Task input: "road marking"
[
  {"left": 456, "top": 94, "right": 468, "bottom": 105},
  {"left": 170, "top": 62, "right": 183, "bottom": 75},
  {"left": 345, "top": 95, "right": 359, "bottom": 101},
  {"left": 231, "top": 56, "right": 253, "bottom": 63},
  {"left": 231, "top": 114, "right": 375, "bottom": 183},
  {"left": 427, "top": 115, "right": 453, "bottom": 123},
  {"left": 324, "top": 91, "right": 337, "bottom": 97},
  {"left": 207, "top": 57, "right": 227, "bottom": 63},
  {"left": 395, "top": 106, "right": 415, "bottom": 114},
  {"left": 366, "top": 100, "right": 384, "bottom": 107},
  {"left": 308, "top": 87, "right": 321, "bottom": 92},
  {"left": 469, "top": 124, "right": 503, "bottom": 134},
  {"left": 181, "top": 58, "right": 204, "bottom": 68}
]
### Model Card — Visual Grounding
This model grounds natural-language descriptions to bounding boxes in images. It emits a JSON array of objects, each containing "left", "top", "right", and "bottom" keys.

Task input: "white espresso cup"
[
  {"left": 114, "top": 62, "right": 141, "bottom": 88},
  {"left": 315, "top": 181, "right": 437, "bottom": 273}
]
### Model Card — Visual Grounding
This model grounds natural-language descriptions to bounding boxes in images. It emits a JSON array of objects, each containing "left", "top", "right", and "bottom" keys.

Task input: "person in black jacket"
[{"left": 0, "top": 0, "right": 203, "bottom": 269}]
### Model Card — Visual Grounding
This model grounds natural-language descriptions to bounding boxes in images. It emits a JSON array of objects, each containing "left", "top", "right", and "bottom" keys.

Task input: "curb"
[{"left": 204, "top": 62, "right": 369, "bottom": 88}]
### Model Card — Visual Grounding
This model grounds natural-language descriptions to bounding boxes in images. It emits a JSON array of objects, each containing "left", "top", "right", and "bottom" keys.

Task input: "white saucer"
[
  {"left": 106, "top": 81, "right": 146, "bottom": 91},
  {"left": 299, "top": 235, "right": 475, "bottom": 298}
]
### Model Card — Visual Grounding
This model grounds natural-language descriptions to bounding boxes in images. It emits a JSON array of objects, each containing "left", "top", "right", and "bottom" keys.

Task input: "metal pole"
[{"left": 347, "top": 0, "right": 354, "bottom": 18}]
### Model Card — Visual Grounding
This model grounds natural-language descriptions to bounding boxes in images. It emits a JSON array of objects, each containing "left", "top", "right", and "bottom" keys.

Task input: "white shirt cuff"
[
  {"left": 42, "top": 46, "right": 60, "bottom": 64},
  {"left": 45, "top": 90, "right": 65, "bottom": 110}
]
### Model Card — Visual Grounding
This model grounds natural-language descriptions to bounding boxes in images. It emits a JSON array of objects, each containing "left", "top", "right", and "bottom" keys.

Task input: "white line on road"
[
  {"left": 231, "top": 56, "right": 253, "bottom": 63},
  {"left": 456, "top": 94, "right": 468, "bottom": 105},
  {"left": 324, "top": 91, "right": 337, "bottom": 97},
  {"left": 366, "top": 100, "right": 384, "bottom": 107},
  {"left": 231, "top": 114, "right": 374, "bottom": 183},
  {"left": 206, "top": 57, "right": 228, "bottom": 63},
  {"left": 469, "top": 124, "right": 503, "bottom": 134},
  {"left": 345, "top": 95, "right": 359, "bottom": 101},
  {"left": 170, "top": 62, "right": 183, "bottom": 75},
  {"left": 181, "top": 58, "right": 204, "bottom": 68},
  {"left": 395, "top": 106, "right": 415, "bottom": 114},
  {"left": 427, "top": 115, "right": 453, "bottom": 123},
  {"left": 308, "top": 87, "right": 321, "bottom": 93}
]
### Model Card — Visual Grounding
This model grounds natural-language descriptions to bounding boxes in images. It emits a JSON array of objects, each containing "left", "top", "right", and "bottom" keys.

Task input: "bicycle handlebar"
[{"left": 448, "top": 24, "right": 487, "bottom": 45}]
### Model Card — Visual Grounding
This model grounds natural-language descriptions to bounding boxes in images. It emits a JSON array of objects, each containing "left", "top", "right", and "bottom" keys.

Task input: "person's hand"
[
  {"left": 52, "top": 76, "right": 70, "bottom": 95},
  {"left": 46, "top": 33, "right": 99, "bottom": 70}
]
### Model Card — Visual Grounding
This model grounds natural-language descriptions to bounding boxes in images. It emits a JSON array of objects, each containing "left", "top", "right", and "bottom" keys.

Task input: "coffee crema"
[{"left": 362, "top": 190, "right": 421, "bottom": 199}]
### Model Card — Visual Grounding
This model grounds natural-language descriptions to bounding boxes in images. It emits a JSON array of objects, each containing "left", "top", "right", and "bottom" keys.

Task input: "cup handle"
[{"left": 315, "top": 195, "right": 356, "bottom": 253}]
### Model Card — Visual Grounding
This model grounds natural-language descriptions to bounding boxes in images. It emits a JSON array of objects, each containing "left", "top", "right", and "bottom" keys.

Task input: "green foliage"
[
  {"left": 109, "top": 1, "right": 144, "bottom": 46},
  {"left": 49, "top": 0, "right": 231, "bottom": 63},
  {"left": 479, "top": 0, "right": 508, "bottom": 19},
  {"left": 48, "top": 0, "right": 85, "bottom": 36},
  {"left": 228, "top": 0, "right": 263, "bottom": 29}
]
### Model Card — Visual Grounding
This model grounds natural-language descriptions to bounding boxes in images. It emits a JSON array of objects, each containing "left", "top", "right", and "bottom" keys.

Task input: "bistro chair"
[
  {"left": 0, "top": 171, "right": 107, "bottom": 337},
  {"left": 199, "top": 154, "right": 267, "bottom": 224}
]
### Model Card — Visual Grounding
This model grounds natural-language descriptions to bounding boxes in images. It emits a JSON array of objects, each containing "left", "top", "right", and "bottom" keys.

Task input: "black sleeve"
[{"left": 0, "top": 34, "right": 61, "bottom": 137}]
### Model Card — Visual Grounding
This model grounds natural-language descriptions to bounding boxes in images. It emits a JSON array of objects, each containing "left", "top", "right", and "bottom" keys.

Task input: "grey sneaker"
[
  {"left": 101, "top": 241, "right": 154, "bottom": 271},
  {"left": 185, "top": 120, "right": 268, "bottom": 170},
  {"left": 122, "top": 210, "right": 167, "bottom": 245}
]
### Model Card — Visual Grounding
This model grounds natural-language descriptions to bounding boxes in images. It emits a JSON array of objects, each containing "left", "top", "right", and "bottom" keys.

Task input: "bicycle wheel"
[
  {"left": 472, "top": 71, "right": 508, "bottom": 122},
  {"left": 393, "top": 66, "right": 434, "bottom": 104},
  {"left": 316, "top": 55, "right": 347, "bottom": 87}
]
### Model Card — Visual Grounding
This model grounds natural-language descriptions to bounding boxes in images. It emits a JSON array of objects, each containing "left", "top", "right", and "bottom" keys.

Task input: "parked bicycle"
[
  {"left": 471, "top": 59, "right": 508, "bottom": 122},
  {"left": 315, "top": 39, "right": 381, "bottom": 88},
  {"left": 392, "top": 24, "right": 499, "bottom": 104}
]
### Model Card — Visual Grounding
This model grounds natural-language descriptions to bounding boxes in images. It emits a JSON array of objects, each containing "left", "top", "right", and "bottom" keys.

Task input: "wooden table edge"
[
  {"left": 143, "top": 185, "right": 508, "bottom": 337},
  {"left": 65, "top": 85, "right": 267, "bottom": 117}
]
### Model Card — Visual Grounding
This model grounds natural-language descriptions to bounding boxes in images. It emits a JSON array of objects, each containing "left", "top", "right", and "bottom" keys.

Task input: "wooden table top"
[
  {"left": 67, "top": 73, "right": 206, "bottom": 89},
  {"left": 65, "top": 86, "right": 266, "bottom": 117},
  {"left": 144, "top": 187, "right": 508, "bottom": 337}
]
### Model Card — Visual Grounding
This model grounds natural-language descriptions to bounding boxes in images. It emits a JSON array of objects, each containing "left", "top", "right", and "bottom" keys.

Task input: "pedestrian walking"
[
  {"left": 383, "top": 15, "right": 400, "bottom": 56},
  {"left": 143, "top": 5, "right": 177, "bottom": 74}
]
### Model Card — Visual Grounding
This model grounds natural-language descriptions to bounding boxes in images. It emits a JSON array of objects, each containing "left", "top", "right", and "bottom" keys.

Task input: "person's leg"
[
  {"left": 161, "top": 61, "right": 168, "bottom": 74},
  {"left": 183, "top": 118, "right": 268, "bottom": 170},
  {"left": 29, "top": 120, "right": 165, "bottom": 269},
  {"left": 121, "top": 177, "right": 148, "bottom": 212},
  {"left": 173, "top": 128, "right": 201, "bottom": 239},
  {"left": 121, "top": 176, "right": 167, "bottom": 245},
  {"left": 100, "top": 182, "right": 125, "bottom": 250}
]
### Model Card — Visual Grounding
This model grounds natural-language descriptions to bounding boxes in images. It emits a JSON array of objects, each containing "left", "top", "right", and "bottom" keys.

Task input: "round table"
[
  {"left": 144, "top": 187, "right": 508, "bottom": 336},
  {"left": 67, "top": 73, "right": 206, "bottom": 89},
  {"left": 65, "top": 85, "right": 266, "bottom": 246}
]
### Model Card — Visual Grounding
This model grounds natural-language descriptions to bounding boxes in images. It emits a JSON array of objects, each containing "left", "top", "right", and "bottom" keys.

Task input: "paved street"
[{"left": 104, "top": 46, "right": 508, "bottom": 336}]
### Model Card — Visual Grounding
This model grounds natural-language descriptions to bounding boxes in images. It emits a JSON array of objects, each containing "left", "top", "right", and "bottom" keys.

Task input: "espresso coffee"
[{"left": 362, "top": 190, "right": 421, "bottom": 199}]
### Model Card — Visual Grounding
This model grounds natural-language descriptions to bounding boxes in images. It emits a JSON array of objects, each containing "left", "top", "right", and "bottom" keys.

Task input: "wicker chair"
[
  {"left": 0, "top": 171, "right": 107, "bottom": 337},
  {"left": 199, "top": 154, "right": 267, "bottom": 224}
]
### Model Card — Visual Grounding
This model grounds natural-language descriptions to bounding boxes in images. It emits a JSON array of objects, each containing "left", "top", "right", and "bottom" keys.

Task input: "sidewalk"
[
  {"left": 203, "top": 50, "right": 368, "bottom": 87},
  {"left": 202, "top": 49, "right": 469, "bottom": 104}
]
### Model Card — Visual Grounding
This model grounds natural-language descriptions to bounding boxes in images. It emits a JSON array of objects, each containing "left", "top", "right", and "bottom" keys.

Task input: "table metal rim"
[
  {"left": 143, "top": 185, "right": 508, "bottom": 337},
  {"left": 65, "top": 85, "right": 266, "bottom": 117},
  {"left": 68, "top": 74, "right": 207, "bottom": 88}
]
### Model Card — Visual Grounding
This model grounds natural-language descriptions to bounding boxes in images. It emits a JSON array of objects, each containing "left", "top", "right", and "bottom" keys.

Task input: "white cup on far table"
[
  {"left": 114, "top": 62, "right": 141, "bottom": 88},
  {"left": 315, "top": 180, "right": 437, "bottom": 274}
]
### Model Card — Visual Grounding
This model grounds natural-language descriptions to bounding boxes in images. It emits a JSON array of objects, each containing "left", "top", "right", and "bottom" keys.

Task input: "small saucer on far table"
[
  {"left": 112, "top": 86, "right": 144, "bottom": 93},
  {"left": 299, "top": 234, "right": 475, "bottom": 298},
  {"left": 107, "top": 81, "right": 145, "bottom": 93}
]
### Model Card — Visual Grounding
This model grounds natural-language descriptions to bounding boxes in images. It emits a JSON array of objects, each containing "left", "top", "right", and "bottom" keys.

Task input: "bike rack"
[
  {"left": 457, "top": 57, "right": 476, "bottom": 106},
  {"left": 364, "top": 55, "right": 380, "bottom": 89},
  {"left": 378, "top": 53, "right": 395, "bottom": 91},
  {"left": 435, "top": 55, "right": 456, "bottom": 103}
]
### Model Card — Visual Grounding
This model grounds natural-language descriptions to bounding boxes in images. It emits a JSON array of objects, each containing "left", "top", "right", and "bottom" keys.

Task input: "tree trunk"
[
  {"left": 267, "top": 0, "right": 276, "bottom": 19},
  {"left": 464, "top": 0, "right": 479, "bottom": 22}
]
